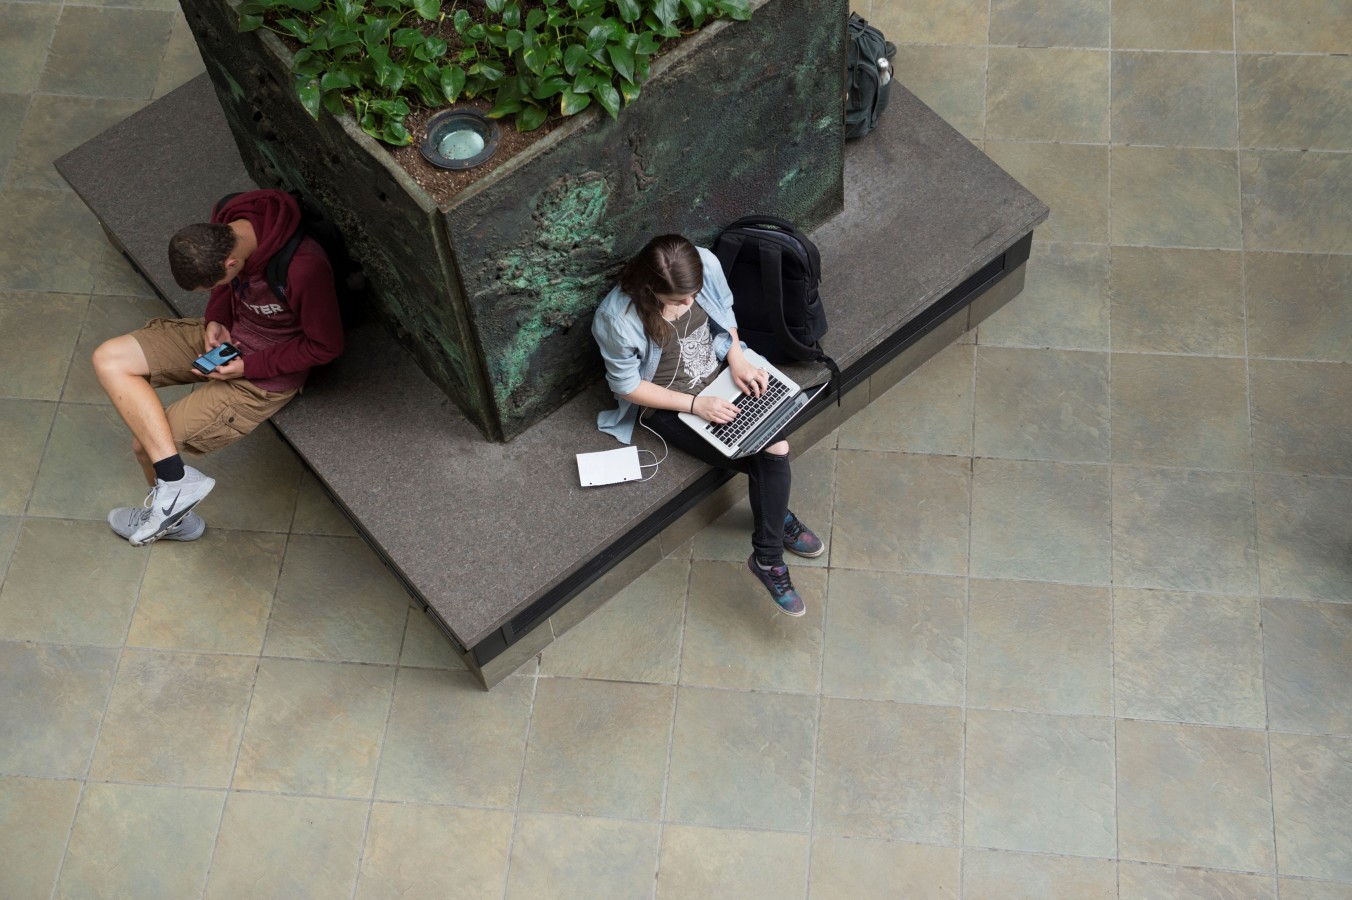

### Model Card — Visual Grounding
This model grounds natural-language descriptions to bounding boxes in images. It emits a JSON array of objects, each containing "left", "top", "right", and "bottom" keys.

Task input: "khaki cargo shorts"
[{"left": 132, "top": 317, "right": 297, "bottom": 455}]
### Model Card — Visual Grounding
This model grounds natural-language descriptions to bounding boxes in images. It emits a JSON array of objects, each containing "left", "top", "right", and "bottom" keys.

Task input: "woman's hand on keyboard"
[
  {"left": 692, "top": 395, "right": 740, "bottom": 424},
  {"left": 728, "top": 357, "right": 769, "bottom": 398}
]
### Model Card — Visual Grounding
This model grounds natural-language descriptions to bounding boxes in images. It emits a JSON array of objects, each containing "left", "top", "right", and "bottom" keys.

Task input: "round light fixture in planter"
[{"left": 420, "top": 109, "right": 500, "bottom": 170}]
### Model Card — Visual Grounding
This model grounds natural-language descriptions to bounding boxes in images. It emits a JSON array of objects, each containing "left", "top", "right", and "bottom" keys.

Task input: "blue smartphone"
[{"left": 192, "top": 341, "right": 240, "bottom": 375}]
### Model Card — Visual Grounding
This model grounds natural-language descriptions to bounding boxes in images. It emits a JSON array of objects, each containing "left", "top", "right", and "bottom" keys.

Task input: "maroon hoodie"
[{"left": 204, "top": 189, "right": 344, "bottom": 392}]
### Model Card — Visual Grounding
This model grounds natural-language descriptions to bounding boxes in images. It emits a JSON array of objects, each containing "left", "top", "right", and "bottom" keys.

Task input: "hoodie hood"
[{"left": 212, "top": 189, "right": 301, "bottom": 278}]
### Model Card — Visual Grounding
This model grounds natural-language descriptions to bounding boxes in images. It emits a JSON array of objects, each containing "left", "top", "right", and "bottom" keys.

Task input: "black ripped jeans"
[{"left": 644, "top": 409, "right": 791, "bottom": 566}]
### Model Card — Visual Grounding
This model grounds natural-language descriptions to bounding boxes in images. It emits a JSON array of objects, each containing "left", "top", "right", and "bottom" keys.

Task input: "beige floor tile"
[
  {"left": 1118, "top": 861, "right": 1275, "bottom": 899},
  {"left": 538, "top": 551, "right": 686, "bottom": 675},
  {"left": 0, "top": 518, "right": 146, "bottom": 645},
  {"left": 517, "top": 678, "right": 673, "bottom": 819},
  {"left": 1112, "top": 146, "right": 1242, "bottom": 248},
  {"left": 153, "top": 11, "right": 206, "bottom": 99},
  {"left": 974, "top": 346, "right": 1110, "bottom": 463},
  {"left": 657, "top": 824, "right": 808, "bottom": 899},
  {"left": 0, "top": 515, "right": 18, "bottom": 579},
  {"left": 0, "top": 292, "right": 87, "bottom": 400},
  {"left": 233, "top": 658, "right": 395, "bottom": 797},
  {"left": 7, "top": 94, "right": 147, "bottom": 191},
  {"left": 1263, "top": 599, "right": 1352, "bottom": 736},
  {"left": 1255, "top": 475, "right": 1352, "bottom": 602},
  {"left": 988, "top": 48, "right": 1111, "bottom": 142},
  {"left": 0, "top": 3, "right": 60, "bottom": 93},
  {"left": 1112, "top": 51, "right": 1238, "bottom": 148},
  {"left": 1112, "top": 467, "right": 1258, "bottom": 594},
  {"left": 1279, "top": 880, "right": 1352, "bottom": 900},
  {"left": 59, "top": 783, "right": 223, "bottom": 900},
  {"left": 1247, "top": 252, "right": 1352, "bottom": 363},
  {"left": 1271, "top": 733, "right": 1352, "bottom": 882},
  {"left": 822, "top": 569, "right": 965, "bottom": 705},
  {"left": 0, "top": 190, "right": 105, "bottom": 294},
  {"left": 891, "top": 44, "right": 987, "bottom": 140},
  {"left": 971, "top": 458, "right": 1112, "bottom": 584},
  {"left": 976, "top": 242, "right": 1110, "bottom": 351},
  {"left": 833, "top": 450, "right": 971, "bottom": 575},
  {"left": 1242, "top": 150, "right": 1352, "bottom": 254},
  {"left": 1237, "top": 0, "right": 1352, "bottom": 53},
  {"left": 290, "top": 467, "right": 357, "bottom": 536},
  {"left": 264, "top": 534, "right": 409, "bottom": 664},
  {"left": 0, "top": 398, "right": 55, "bottom": 515},
  {"left": 27, "top": 402, "right": 141, "bottom": 521},
  {"left": 1117, "top": 719, "right": 1274, "bottom": 872},
  {"left": 128, "top": 529, "right": 286, "bottom": 655},
  {"left": 985, "top": 141, "right": 1110, "bottom": 243},
  {"left": 1115, "top": 588, "right": 1266, "bottom": 728},
  {"left": 1111, "top": 0, "right": 1234, "bottom": 50},
  {"left": 1252, "top": 359, "right": 1352, "bottom": 477},
  {"left": 989, "top": 0, "right": 1110, "bottom": 47},
  {"left": 375, "top": 669, "right": 533, "bottom": 808},
  {"left": 964, "top": 709, "right": 1117, "bottom": 857},
  {"left": 204, "top": 792, "right": 367, "bottom": 900},
  {"left": 506, "top": 813, "right": 659, "bottom": 899},
  {"left": 866, "top": 0, "right": 990, "bottom": 43},
  {"left": 91, "top": 246, "right": 160, "bottom": 298},
  {"left": 968, "top": 579, "right": 1112, "bottom": 715},
  {"left": 1110, "top": 246, "right": 1245, "bottom": 356},
  {"left": 0, "top": 776, "right": 80, "bottom": 900},
  {"left": 195, "top": 423, "right": 303, "bottom": 533},
  {"left": 840, "top": 343, "right": 974, "bottom": 455},
  {"left": 1240, "top": 55, "right": 1352, "bottom": 151},
  {"left": 811, "top": 837, "right": 960, "bottom": 900},
  {"left": 0, "top": 94, "right": 27, "bottom": 178},
  {"left": 90, "top": 649, "right": 255, "bottom": 787},
  {"left": 38, "top": 6, "right": 174, "bottom": 99},
  {"left": 356, "top": 802, "right": 512, "bottom": 900},
  {"left": 964, "top": 849, "right": 1117, "bottom": 899},
  {"left": 665, "top": 686, "right": 816, "bottom": 831},
  {"left": 0, "top": 642, "right": 117, "bottom": 777},
  {"left": 814, "top": 698, "right": 962, "bottom": 843},
  {"left": 398, "top": 605, "right": 468, "bottom": 670},
  {"left": 679, "top": 559, "right": 826, "bottom": 693},
  {"left": 1111, "top": 354, "right": 1251, "bottom": 470}
]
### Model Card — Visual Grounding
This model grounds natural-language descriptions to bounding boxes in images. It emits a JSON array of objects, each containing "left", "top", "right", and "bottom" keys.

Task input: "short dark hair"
[
  {"left": 168, "top": 223, "right": 237, "bottom": 290},
  {"left": 619, "top": 234, "right": 704, "bottom": 344}
]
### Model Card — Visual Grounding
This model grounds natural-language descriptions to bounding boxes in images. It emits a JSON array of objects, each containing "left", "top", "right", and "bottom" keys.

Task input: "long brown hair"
[{"left": 619, "top": 234, "right": 703, "bottom": 343}]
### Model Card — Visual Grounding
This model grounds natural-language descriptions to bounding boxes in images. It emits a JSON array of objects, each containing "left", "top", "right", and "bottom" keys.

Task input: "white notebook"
[{"left": 576, "top": 445, "right": 642, "bottom": 487}]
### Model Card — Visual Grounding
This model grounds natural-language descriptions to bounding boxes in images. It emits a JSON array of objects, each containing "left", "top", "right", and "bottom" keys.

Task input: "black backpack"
[
  {"left": 846, "top": 13, "right": 897, "bottom": 139},
  {"left": 214, "top": 191, "right": 368, "bottom": 327},
  {"left": 712, "top": 215, "right": 839, "bottom": 400}
]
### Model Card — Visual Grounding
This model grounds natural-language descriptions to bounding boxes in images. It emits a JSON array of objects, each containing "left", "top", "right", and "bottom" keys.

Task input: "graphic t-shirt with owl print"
[{"left": 645, "top": 304, "right": 721, "bottom": 416}]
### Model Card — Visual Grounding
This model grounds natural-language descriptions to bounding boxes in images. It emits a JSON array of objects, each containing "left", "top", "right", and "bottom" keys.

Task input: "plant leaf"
[
  {"left": 594, "top": 81, "right": 620, "bottom": 118},
  {"left": 620, "top": 78, "right": 640, "bottom": 104},
  {"left": 525, "top": 8, "right": 546, "bottom": 29},
  {"left": 335, "top": 0, "right": 361, "bottom": 24},
  {"left": 714, "top": 0, "right": 751, "bottom": 19},
  {"left": 470, "top": 59, "right": 506, "bottom": 82},
  {"left": 522, "top": 44, "right": 549, "bottom": 75},
  {"left": 605, "top": 43, "right": 634, "bottom": 82},
  {"left": 531, "top": 73, "right": 569, "bottom": 99},
  {"left": 283, "top": 0, "right": 322, "bottom": 12},
  {"left": 585, "top": 24, "right": 608, "bottom": 52},
  {"left": 363, "top": 16, "right": 393, "bottom": 47},
  {"left": 559, "top": 89, "right": 590, "bottom": 115},
  {"left": 320, "top": 68, "right": 354, "bottom": 90},
  {"left": 296, "top": 78, "right": 322, "bottom": 118},
  {"left": 275, "top": 18, "right": 310, "bottom": 41},
  {"left": 322, "top": 89, "right": 346, "bottom": 115},
  {"left": 412, "top": 0, "right": 440, "bottom": 20},
  {"left": 485, "top": 0, "right": 505, "bottom": 12},
  {"left": 615, "top": 0, "right": 640, "bottom": 22},
  {"left": 652, "top": 0, "right": 679, "bottom": 27},
  {"left": 238, "top": 13, "right": 264, "bottom": 31},
  {"left": 453, "top": 8, "right": 471, "bottom": 32},
  {"left": 517, "top": 102, "right": 548, "bottom": 131},
  {"left": 501, "top": 2, "right": 520, "bottom": 27},
  {"left": 562, "top": 43, "right": 589, "bottom": 76},
  {"left": 681, "top": 0, "right": 707, "bottom": 24},
  {"left": 506, "top": 29, "right": 524, "bottom": 51},
  {"left": 440, "top": 64, "right": 467, "bottom": 100}
]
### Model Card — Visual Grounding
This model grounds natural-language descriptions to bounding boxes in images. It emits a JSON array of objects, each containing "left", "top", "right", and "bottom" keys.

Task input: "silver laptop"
[{"left": 678, "top": 349, "right": 826, "bottom": 459}]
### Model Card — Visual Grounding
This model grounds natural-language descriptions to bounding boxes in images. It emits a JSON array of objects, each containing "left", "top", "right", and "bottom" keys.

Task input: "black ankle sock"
[{"left": 153, "top": 454, "right": 185, "bottom": 483}]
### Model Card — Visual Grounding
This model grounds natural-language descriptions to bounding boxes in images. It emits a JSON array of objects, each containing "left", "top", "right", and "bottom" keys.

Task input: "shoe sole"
[
  {"left": 785, "top": 542, "right": 826, "bottom": 559},
  {"left": 746, "top": 556, "right": 806, "bottom": 617},
  {"left": 128, "top": 503, "right": 198, "bottom": 547}
]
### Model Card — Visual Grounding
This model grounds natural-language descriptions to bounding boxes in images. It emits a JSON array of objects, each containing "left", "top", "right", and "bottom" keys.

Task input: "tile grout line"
[
  {"left": 1104, "top": 2, "right": 1123, "bottom": 887},
  {"left": 648, "top": 554, "right": 692, "bottom": 899},
  {"left": 497, "top": 666, "right": 540, "bottom": 900}
]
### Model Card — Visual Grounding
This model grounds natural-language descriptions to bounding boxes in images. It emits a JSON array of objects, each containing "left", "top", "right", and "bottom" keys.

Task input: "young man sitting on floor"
[{"left": 92, "top": 188, "right": 344, "bottom": 546}]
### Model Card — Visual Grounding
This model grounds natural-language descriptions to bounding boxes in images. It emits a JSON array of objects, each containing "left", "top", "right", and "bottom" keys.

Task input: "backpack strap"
[{"left": 264, "top": 228, "right": 304, "bottom": 303}]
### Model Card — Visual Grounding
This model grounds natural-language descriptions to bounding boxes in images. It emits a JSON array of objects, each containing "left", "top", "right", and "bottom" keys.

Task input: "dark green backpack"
[{"left": 845, "top": 13, "right": 897, "bottom": 139}]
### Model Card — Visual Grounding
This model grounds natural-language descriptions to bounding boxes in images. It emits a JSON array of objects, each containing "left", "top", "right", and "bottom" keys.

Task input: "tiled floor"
[{"left": 2, "top": 0, "right": 1351, "bottom": 896}]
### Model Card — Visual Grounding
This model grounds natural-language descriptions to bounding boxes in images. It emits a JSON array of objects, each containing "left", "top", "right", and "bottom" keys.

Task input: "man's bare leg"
[{"left": 91, "top": 335, "right": 178, "bottom": 468}]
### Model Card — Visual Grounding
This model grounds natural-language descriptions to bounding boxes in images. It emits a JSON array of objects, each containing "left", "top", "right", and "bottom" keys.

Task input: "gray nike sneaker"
[
  {"left": 128, "top": 466, "right": 216, "bottom": 547},
  {"left": 109, "top": 507, "right": 205, "bottom": 542}
]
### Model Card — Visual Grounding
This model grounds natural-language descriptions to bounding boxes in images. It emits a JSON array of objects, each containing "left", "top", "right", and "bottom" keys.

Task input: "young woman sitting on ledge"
[{"left": 591, "top": 234, "right": 824, "bottom": 616}]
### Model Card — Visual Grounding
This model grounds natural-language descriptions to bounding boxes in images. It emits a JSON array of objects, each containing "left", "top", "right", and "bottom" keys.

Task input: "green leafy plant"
[{"left": 238, "top": 0, "right": 752, "bottom": 146}]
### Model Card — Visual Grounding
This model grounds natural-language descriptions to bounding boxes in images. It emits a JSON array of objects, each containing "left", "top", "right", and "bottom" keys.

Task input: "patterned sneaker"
[
  {"left": 783, "top": 511, "right": 824, "bottom": 558},
  {"left": 127, "top": 466, "right": 216, "bottom": 547},
  {"left": 109, "top": 507, "right": 205, "bottom": 542},
  {"left": 746, "top": 554, "right": 806, "bottom": 617}
]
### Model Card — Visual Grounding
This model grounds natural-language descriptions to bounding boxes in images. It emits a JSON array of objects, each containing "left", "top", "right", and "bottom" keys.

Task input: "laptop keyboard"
[{"left": 706, "top": 374, "right": 792, "bottom": 447}]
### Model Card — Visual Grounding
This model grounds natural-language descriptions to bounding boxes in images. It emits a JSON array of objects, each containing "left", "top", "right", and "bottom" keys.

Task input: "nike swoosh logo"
[{"left": 161, "top": 490, "right": 181, "bottom": 516}]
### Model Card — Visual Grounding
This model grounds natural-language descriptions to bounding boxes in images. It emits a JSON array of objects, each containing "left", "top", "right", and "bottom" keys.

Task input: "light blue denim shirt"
[{"left": 593, "top": 246, "right": 739, "bottom": 443}]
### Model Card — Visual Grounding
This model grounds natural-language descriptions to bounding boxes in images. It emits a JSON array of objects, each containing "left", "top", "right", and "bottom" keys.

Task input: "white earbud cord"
[{"left": 636, "top": 306, "right": 696, "bottom": 482}]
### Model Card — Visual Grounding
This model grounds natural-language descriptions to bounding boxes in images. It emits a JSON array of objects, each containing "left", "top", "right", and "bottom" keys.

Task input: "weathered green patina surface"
[{"left": 179, "top": 0, "right": 846, "bottom": 439}]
